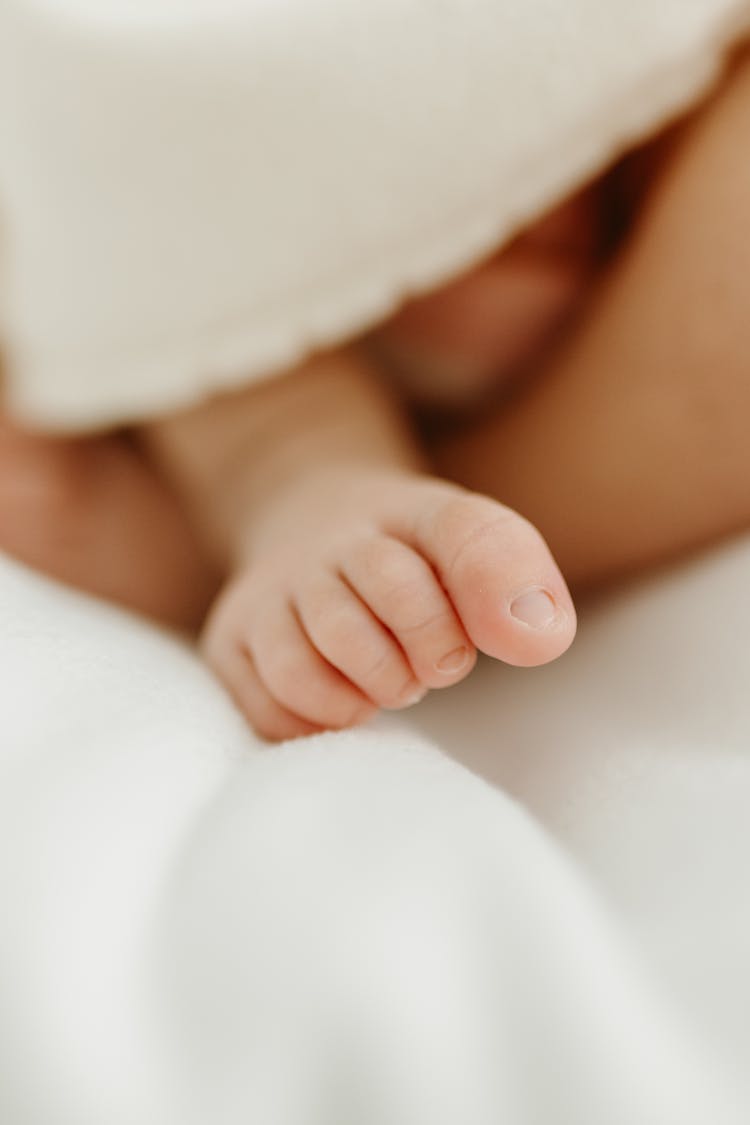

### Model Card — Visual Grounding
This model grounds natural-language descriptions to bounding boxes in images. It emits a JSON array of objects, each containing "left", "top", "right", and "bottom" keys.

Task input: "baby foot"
[{"left": 202, "top": 470, "right": 576, "bottom": 741}]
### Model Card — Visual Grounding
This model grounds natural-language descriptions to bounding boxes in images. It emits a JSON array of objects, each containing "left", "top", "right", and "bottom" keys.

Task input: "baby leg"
[
  {"left": 371, "top": 184, "right": 605, "bottom": 407},
  {"left": 435, "top": 53, "right": 750, "bottom": 588},
  {"left": 0, "top": 417, "right": 219, "bottom": 628}
]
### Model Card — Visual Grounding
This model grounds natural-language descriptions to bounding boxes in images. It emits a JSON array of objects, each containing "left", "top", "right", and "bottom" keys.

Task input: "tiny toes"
[
  {"left": 202, "top": 582, "right": 376, "bottom": 738},
  {"left": 295, "top": 571, "right": 425, "bottom": 709},
  {"left": 340, "top": 535, "right": 477, "bottom": 689},
  {"left": 201, "top": 474, "right": 576, "bottom": 739},
  {"left": 202, "top": 629, "right": 323, "bottom": 742},
  {"left": 249, "top": 599, "right": 377, "bottom": 730}
]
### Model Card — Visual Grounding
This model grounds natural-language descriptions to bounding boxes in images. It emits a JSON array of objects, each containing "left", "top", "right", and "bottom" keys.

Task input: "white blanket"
[
  {"left": 1, "top": 0, "right": 749, "bottom": 427},
  {"left": 2, "top": 537, "right": 750, "bottom": 1124}
]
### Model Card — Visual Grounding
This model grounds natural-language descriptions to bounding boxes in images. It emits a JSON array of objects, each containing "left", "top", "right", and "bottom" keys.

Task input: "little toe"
[
  {"left": 202, "top": 627, "right": 323, "bottom": 742},
  {"left": 295, "top": 571, "right": 425, "bottom": 709},
  {"left": 340, "top": 534, "right": 477, "bottom": 689},
  {"left": 404, "top": 488, "right": 576, "bottom": 667}
]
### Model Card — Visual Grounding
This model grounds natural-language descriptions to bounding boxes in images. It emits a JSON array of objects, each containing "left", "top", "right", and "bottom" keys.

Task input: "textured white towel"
[{"left": 1, "top": 0, "right": 749, "bottom": 429}]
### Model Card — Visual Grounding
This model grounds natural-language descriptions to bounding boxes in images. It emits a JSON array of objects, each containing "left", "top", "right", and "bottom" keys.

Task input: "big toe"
[{"left": 406, "top": 488, "right": 576, "bottom": 667}]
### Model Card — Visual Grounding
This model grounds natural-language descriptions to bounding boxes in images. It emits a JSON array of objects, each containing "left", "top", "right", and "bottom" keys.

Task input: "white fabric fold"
[{"left": 2, "top": 537, "right": 750, "bottom": 1123}]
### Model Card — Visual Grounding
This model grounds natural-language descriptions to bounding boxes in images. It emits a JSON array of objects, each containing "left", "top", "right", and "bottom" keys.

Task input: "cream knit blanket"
[{"left": 1, "top": 0, "right": 749, "bottom": 428}]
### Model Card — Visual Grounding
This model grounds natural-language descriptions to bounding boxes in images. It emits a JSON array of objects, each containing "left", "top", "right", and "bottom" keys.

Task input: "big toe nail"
[{"left": 510, "top": 588, "right": 558, "bottom": 629}]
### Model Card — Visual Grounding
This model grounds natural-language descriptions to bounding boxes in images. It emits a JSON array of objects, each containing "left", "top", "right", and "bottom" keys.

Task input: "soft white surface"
[
  {"left": 1, "top": 0, "right": 749, "bottom": 428},
  {"left": 2, "top": 538, "right": 750, "bottom": 1124}
]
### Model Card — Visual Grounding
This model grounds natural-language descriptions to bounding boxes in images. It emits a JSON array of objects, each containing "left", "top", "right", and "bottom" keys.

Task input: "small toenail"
[
  {"left": 437, "top": 646, "right": 471, "bottom": 673},
  {"left": 510, "top": 588, "right": 557, "bottom": 629},
  {"left": 399, "top": 683, "right": 428, "bottom": 706}
]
